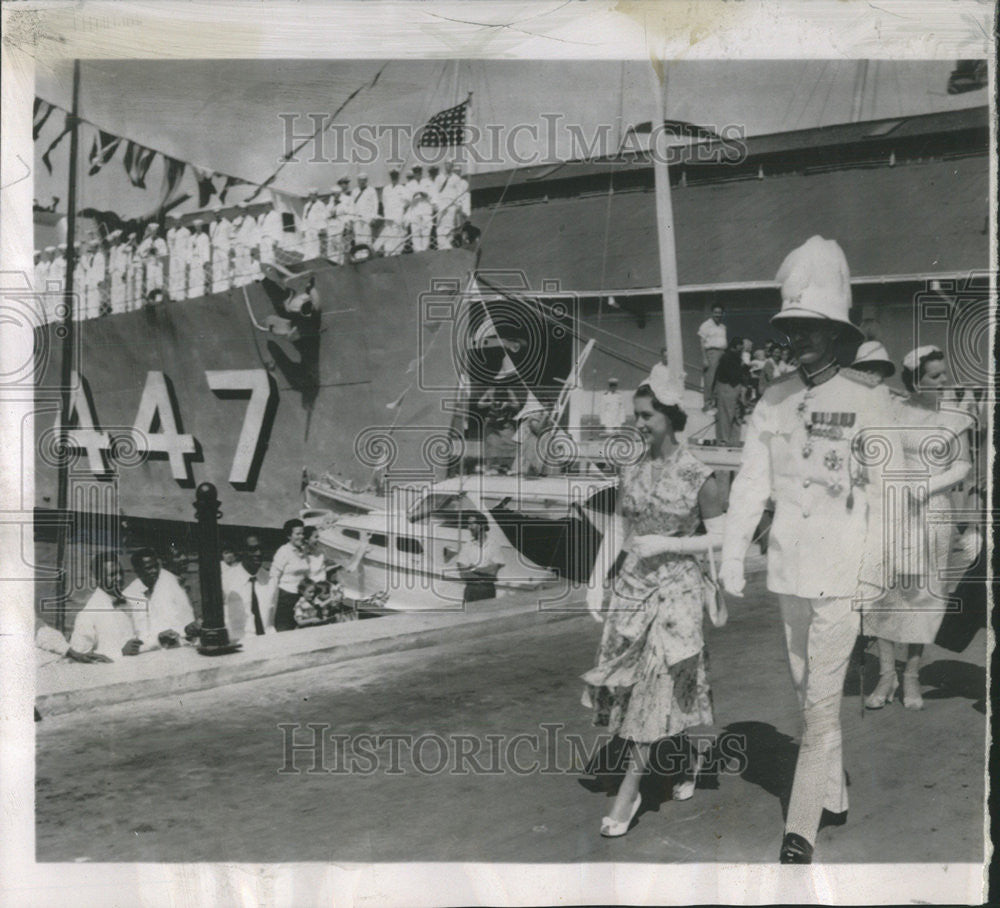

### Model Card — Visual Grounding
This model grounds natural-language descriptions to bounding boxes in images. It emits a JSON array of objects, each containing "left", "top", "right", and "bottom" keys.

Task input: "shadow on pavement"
[
  {"left": 723, "top": 720, "right": 797, "bottom": 821},
  {"left": 920, "top": 659, "right": 986, "bottom": 714}
]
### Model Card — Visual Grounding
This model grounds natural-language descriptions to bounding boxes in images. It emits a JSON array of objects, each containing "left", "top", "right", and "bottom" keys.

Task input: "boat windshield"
[{"left": 407, "top": 492, "right": 478, "bottom": 524}]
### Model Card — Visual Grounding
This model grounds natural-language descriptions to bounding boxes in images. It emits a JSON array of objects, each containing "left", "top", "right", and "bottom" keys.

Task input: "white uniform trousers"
[
  {"left": 211, "top": 249, "right": 230, "bottom": 293},
  {"left": 778, "top": 593, "right": 858, "bottom": 842}
]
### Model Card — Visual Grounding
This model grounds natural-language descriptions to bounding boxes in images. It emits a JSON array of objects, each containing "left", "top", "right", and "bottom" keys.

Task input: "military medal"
[{"left": 824, "top": 450, "right": 843, "bottom": 471}]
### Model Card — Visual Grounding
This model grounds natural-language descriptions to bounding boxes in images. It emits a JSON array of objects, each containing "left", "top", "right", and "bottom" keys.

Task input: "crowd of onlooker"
[
  {"left": 32, "top": 163, "right": 473, "bottom": 323},
  {"left": 35, "top": 520, "right": 387, "bottom": 674}
]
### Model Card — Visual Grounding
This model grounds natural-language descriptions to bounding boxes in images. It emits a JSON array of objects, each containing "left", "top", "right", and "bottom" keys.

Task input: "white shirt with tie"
[{"left": 222, "top": 563, "right": 276, "bottom": 641}]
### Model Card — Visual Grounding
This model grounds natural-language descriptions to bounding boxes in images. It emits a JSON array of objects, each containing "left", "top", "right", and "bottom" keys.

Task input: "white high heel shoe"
[
  {"left": 672, "top": 751, "right": 705, "bottom": 801},
  {"left": 864, "top": 672, "right": 899, "bottom": 709},
  {"left": 902, "top": 671, "right": 924, "bottom": 710},
  {"left": 600, "top": 792, "right": 642, "bottom": 837}
]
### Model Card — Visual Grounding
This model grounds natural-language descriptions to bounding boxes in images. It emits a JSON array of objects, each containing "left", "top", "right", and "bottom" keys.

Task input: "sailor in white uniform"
[
  {"left": 301, "top": 187, "right": 327, "bottom": 260},
  {"left": 436, "top": 162, "right": 470, "bottom": 249},
  {"left": 351, "top": 173, "right": 379, "bottom": 249},
  {"left": 187, "top": 220, "right": 210, "bottom": 299},
  {"left": 720, "top": 236, "right": 893, "bottom": 864},
  {"left": 377, "top": 169, "right": 408, "bottom": 257},
  {"left": 83, "top": 238, "right": 107, "bottom": 318},
  {"left": 257, "top": 205, "right": 284, "bottom": 267},
  {"left": 138, "top": 223, "right": 167, "bottom": 303},
  {"left": 209, "top": 207, "right": 233, "bottom": 294},
  {"left": 166, "top": 217, "right": 191, "bottom": 301}
]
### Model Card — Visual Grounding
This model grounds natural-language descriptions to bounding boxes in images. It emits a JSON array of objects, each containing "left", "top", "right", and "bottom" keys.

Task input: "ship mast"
[{"left": 649, "top": 58, "right": 685, "bottom": 390}]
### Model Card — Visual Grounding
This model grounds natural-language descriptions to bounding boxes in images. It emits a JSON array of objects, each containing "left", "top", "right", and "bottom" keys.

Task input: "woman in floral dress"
[{"left": 582, "top": 376, "right": 725, "bottom": 837}]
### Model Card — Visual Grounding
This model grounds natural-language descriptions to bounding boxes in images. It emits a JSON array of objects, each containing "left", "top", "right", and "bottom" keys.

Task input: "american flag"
[{"left": 417, "top": 95, "right": 471, "bottom": 147}]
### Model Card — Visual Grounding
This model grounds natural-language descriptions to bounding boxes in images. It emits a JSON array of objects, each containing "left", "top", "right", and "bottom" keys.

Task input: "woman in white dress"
[{"left": 862, "top": 346, "right": 973, "bottom": 710}]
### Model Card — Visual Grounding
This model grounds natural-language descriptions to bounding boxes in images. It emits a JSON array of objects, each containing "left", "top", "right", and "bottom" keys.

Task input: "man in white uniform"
[
  {"left": 106, "top": 231, "right": 129, "bottom": 313},
  {"left": 351, "top": 173, "right": 379, "bottom": 249},
  {"left": 232, "top": 206, "right": 260, "bottom": 285},
  {"left": 166, "top": 217, "right": 190, "bottom": 301},
  {"left": 377, "top": 169, "right": 408, "bottom": 257},
  {"left": 209, "top": 207, "right": 233, "bottom": 293},
  {"left": 598, "top": 378, "right": 627, "bottom": 434},
  {"left": 138, "top": 223, "right": 167, "bottom": 303},
  {"left": 334, "top": 177, "right": 356, "bottom": 251},
  {"left": 187, "top": 219, "right": 210, "bottom": 298},
  {"left": 720, "top": 236, "right": 892, "bottom": 864},
  {"left": 301, "top": 187, "right": 326, "bottom": 260},
  {"left": 436, "top": 162, "right": 470, "bottom": 250},
  {"left": 84, "top": 238, "right": 107, "bottom": 318},
  {"left": 322, "top": 187, "right": 346, "bottom": 263},
  {"left": 257, "top": 204, "right": 284, "bottom": 267},
  {"left": 405, "top": 166, "right": 435, "bottom": 253}
]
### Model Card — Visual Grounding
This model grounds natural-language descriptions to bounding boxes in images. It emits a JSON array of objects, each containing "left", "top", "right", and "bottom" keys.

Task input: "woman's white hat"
[
  {"left": 902, "top": 345, "right": 941, "bottom": 373},
  {"left": 642, "top": 369, "right": 683, "bottom": 407},
  {"left": 851, "top": 340, "right": 895, "bottom": 376},
  {"left": 771, "top": 236, "right": 863, "bottom": 341}
]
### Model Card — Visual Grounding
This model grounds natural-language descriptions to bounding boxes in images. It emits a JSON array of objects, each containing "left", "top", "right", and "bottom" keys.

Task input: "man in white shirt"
[
  {"left": 598, "top": 378, "right": 627, "bottom": 434},
  {"left": 69, "top": 553, "right": 158, "bottom": 659},
  {"left": 451, "top": 513, "right": 505, "bottom": 603},
  {"left": 697, "top": 304, "right": 728, "bottom": 411},
  {"left": 351, "top": 173, "right": 379, "bottom": 249},
  {"left": 222, "top": 535, "right": 276, "bottom": 641},
  {"left": 36, "top": 615, "right": 112, "bottom": 667},
  {"left": 377, "top": 169, "right": 408, "bottom": 257},
  {"left": 122, "top": 547, "right": 196, "bottom": 645}
]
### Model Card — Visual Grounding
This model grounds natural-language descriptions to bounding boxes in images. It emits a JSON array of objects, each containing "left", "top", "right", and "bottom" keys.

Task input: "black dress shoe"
[
  {"left": 819, "top": 808, "right": 847, "bottom": 830},
  {"left": 779, "top": 832, "right": 814, "bottom": 864}
]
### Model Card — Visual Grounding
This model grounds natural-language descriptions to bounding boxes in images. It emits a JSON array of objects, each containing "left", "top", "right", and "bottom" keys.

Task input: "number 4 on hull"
[{"left": 133, "top": 371, "right": 197, "bottom": 483}]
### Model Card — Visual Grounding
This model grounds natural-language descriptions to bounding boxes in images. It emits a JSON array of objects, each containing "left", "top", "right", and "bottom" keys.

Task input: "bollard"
[{"left": 193, "top": 482, "right": 240, "bottom": 655}]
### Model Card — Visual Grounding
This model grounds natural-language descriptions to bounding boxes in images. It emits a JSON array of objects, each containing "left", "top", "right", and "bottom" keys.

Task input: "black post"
[{"left": 193, "top": 482, "right": 238, "bottom": 655}]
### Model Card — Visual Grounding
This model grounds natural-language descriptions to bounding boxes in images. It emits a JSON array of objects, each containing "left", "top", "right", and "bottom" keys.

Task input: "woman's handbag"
[{"left": 702, "top": 543, "right": 728, "bottom": 628}]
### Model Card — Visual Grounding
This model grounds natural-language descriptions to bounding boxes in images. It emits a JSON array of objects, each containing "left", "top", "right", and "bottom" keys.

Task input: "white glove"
[
  {"left": 585, "top": 584, "right": 605, "bottom": 623},
  {"left": 719, "top": 559, "right": 746, "bottom": 598}
]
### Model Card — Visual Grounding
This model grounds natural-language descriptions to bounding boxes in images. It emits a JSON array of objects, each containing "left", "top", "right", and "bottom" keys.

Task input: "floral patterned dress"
[{"left": 581, "top": 445, "right": 715, "bottom": 744}]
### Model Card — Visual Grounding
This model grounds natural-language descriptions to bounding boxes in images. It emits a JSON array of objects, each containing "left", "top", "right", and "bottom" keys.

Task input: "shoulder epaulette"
[
  {"left": 770, "top": 370, "right": 799, "bottom": 385},
  {"left": 841, "top": 367, "right": 882, "bottom": 388}
]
